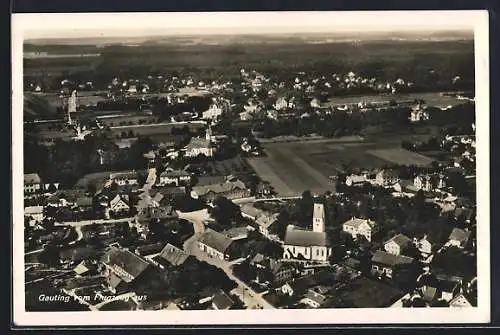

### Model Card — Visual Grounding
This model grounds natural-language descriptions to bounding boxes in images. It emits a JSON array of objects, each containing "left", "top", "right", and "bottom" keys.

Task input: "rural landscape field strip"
[
  {"left": 246, "top": 156, "right": 296, "bottom": 196},
  {"left": 367, "top": 148, "right": 435, "bottom": 166}
]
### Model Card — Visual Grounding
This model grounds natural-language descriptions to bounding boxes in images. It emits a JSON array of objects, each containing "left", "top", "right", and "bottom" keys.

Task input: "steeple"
[
  {"left": 313, "top": 203, "right": 325, "bottom": 233},
  {"left": 205, "top": 124, "right": 213, "bottom": 141},
  {"left": 67, "top": 90, "right": 77, "bottom": 125}
]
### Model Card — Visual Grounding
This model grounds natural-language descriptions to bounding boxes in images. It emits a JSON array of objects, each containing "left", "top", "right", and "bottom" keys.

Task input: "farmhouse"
[
  {"left": 190, "top": 180, "right": 250, "bottom": 202},
  {"left": 375, "top": 169, "right": 399, "bottom": 187},
  {"left": 24, "top": 173, "right": 42, "bottom": 194},
  {"left": 109, "top": 171, "right": 140, "bottom": 186},
  {"left": 198, "top": 228, "right": 236, "bottom": 260},
  {"left": 384, "top": 234, "right": 413, "bottom": 256},
  {"left": 283, "top": 204, "right": 332, "bottom": 262},
  {"left": 24, "top": 205, "right": 45, "bottom": 225},
  {"left": 108, "top": 194, "right": 130, "bottom": 216},
  {"left": 202, "top": 103, "right": 224, "bottom": 121},
  {"left": 158, "top": 169, "right": 191, "bottom": 186},
  {"left": 153, "top": 243, "right": 193, "bottom": 269},
  {"left": 342, "top": 217, "right": 377, "bottom": 242},
  {"left": 102, "top": 247, "right": 151, "bottom": 294},
  {"left": 447, "top": 228, "right": 471, "bottom": 249},
  {"left": 371, "top": 250, "right": 415, "bottom": 279}
]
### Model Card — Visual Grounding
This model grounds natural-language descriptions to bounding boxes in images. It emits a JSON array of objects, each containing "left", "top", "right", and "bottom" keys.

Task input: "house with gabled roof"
[
  {"left": 343, "top": 217, "right": 377, "bottom": 242},
  {"left": 371, "top": 250, "right": 415, "bottom": 279},
  {"left": 198, "top": 228, "right": 236, "bottom": 260},
  {"left": 102, "top": 247, "right": 152, "bottom": 294},
  {"left": 384, "top": 234, "right": 413, "bottom": 256},
  {"left": 447, "top": 228, "right": 471, "bottom": 249},
  {"left": 24, "top": 173, "right": 42, "bottom": 194}
]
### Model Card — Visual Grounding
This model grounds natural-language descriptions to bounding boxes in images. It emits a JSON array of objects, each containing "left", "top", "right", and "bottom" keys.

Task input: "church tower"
[
  {"left": 313, "top": 203, "right": 325, "bottom": 233},
  {"left": 205, "top": 124, "right": 213, "bottom": 141},
  {"left": 67, "top": 90, "right": 77, "bottom": 125}
]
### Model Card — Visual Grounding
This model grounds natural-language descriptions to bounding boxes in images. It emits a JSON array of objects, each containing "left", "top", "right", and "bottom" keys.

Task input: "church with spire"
[
  {"left": 183, "top": 124, "right": 216, "bottom": 157},
  {"left": 282, "top": 203, "right": 332, "bottom": 263}
]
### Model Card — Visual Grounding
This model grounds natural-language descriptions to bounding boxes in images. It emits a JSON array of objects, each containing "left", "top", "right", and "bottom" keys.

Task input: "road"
[
  {"left": 54, "top": 217, "right": 135, "bottom": 228},
  {"left": 182, "top": 223, "right": 275, "bottom": 310},
  {"left": 176, "top": 209, "right": 209, "bottom": 234}
]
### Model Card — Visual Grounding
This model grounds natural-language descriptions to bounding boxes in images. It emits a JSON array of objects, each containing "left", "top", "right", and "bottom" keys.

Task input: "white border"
[{"left": 12, "top": 10, "right": 490, "bottom": 326}]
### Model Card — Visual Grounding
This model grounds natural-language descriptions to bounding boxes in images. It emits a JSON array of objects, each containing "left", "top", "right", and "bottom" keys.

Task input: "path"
[{"left": 181, "top": 217, "right": 275, "bottom": 310}]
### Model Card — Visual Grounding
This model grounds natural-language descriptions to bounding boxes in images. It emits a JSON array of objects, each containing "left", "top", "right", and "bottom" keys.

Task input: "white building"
[
  {"left": 24, "top": 206, "right": 44, "bottom": 225},
  {"left": 384, "top": 234, "right": 412, "bottom": 256},
  {"left": 202, "top": 104, "right": 224, "bottom": 121},
  {"left": 282, "top": 203, "right": 332, "bottom": 262},
  {"left": 342, "top": 217, "right": 377, "bottom": 242},
  {"left": 184, "top": 128, "right": 215, "bottom": 157}
]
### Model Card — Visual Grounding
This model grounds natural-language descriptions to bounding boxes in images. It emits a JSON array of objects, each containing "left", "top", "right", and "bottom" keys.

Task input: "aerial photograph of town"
[{"left": 20, "top": 13, "right": 479, "bottom": 314}]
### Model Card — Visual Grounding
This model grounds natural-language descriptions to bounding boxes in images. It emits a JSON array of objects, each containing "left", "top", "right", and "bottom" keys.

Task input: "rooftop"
[
  {"left": 158, "top": 243, "right": 191, "bottom": 266},
  {"left": 343, "top": 217, "right": 376, "bottom": 229},
  {"left": 371, "top": 250, "right": 414, "bottom": 267},
  {"left": 103, "top": 247, "right": 150, "bottom": 283},
  {"left": 284, "top": 225, "right": 329, "bottom": 247},
  {"left": 24, "top": 173, "right": 41, "bottom": 185},
  {"left": 198, "top": 229, "right": 234, "bottom": 254},
  {"left": 192, "top": 180, "right": 247, "bottom": 197},
  {"left": 448, "top": 228, "right": 471, "bottom": 244},
  {"left": 386, "top": 233, "right": 412, "bottom": 248}
]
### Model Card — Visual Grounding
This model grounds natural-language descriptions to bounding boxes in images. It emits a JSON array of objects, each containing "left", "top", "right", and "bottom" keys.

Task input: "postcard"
[{"left": 12, "top": 10, "right": 490, "bottom": 326}]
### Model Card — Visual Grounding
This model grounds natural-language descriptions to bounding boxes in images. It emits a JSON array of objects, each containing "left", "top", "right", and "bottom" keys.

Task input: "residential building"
[
  {"left": 102, "top": 247, "right": 152, "bottom": 294},
  {"left": 108, "top": 194, "right": 130, "bottom": 217},
  {"left": 24, "top": 173, "right": 42, "bottom": 194},
  {"left": 190, "top": 180, "right": 250, "bottom": 202},
  {"left": 342, "top": 217, "right": 377, "bottom": 242},
  {"left": 415, "top": 235, "right": 436, "bottom": 256},
  {"left": 255, "top": 213, "right": 280, "bottom": 239},
  {"left": 211, "top": 290, "right": 235, "bottom": 310},
  {"left": 198, "top": 228, "right": 236, "bottom": 260},
  {"left": 345, "top": 174, "right": 368, "bottom": 187},
  {"left": 152, "top": 243, "right": 193, "bottom": 270},
  {"left": 281, "top": 275, "right": 317, "bottom": 297},
  {"left": 447, "top": 228, "right": 471, "bottom": 249},
  {"left": 414, "top": 174, "right": 446, "bottom": 192},
  {"left": 384, "top": 234, "right": 412, "bottom": 256},
  {"left": 158, "top": 169, "right": 191, "bottom": 186},
  {"left": 371, "top": 250, "right": 415, "bottom": 278},
  {"left": 375, "top": 169, "right": 399, "bottom": 187},
  {"left": 24, "top": 205, "right": 44, "bottom": 225},
  {"left": 301, "top": 287, "right": 328, "bottom": 308},
  {"left": 109, "top": 171, "right": 140, "bottom": 186},
  {"left": 202, "top": 104, "right": 224, "bottom": 121},
  {"left": 283, "top": 203, "right": 332, "bottom": 262}
]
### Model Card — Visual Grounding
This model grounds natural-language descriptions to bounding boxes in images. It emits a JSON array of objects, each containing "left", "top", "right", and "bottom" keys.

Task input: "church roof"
[{"left": 284, "top": 225, "right": 329, "bottom": 247}]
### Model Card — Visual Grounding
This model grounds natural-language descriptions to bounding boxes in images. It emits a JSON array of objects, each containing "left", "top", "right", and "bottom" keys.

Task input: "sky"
[{"left": 13, "top": 11, "right": 481, "bottom": 40}]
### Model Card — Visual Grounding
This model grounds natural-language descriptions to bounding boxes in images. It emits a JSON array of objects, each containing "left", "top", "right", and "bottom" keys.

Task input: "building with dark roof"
[
  {"left": 24, "top": 173, "right": 42, "bottom": 194},
  {"left": 154, "top": 243, "right": 193, "bottom": 268},
  {"left": 384, "top": 233, "right": 413, "bottom": 256},
  {"left": 447, "top": 228, "right": 471, "bottom": 249},
  {"left": 211, "top": 290, "right": 235, "bottom": 310},
  {"left": 371, "top": 250, "right": 415, "bottom": 278},
  {"left": 197, "top": 229, "right": 236, "bottom": 260},
  {"left": 158, "top": 169, "right": 192, "bottom": 186},
  {"left": 191, "top": 180, "right": 250, "bottom": 202},
  {"left": 102, "top": 247, "right": 151, "bottom": 294}
]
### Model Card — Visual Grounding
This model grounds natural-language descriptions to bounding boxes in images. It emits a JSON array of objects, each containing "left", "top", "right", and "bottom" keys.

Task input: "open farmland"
[
  {"left": 107, "top": 121, "right": 206, "bottom": 138},
  {"left": 247, "top": 136, "right": 436, "bottom": 196},
  {"left": 367, "top": 148, "right": 434, "bottom": 166},
  {"left": 324, "top": 92, "right": 465, "bottom": 108}
]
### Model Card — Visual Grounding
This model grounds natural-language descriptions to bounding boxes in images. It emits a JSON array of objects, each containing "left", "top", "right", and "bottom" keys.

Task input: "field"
[
  {"left": 247, "top": 136, "right": 435, "bottom": 196},
  {"left": 108, "top": 121, "right": 206, "bottom": 138},
  {"left": 367, "top": 148, "right": 434, "bottom": 167},
  {"left": 325, "top": 92, "right": 464, "bottom": 108}
]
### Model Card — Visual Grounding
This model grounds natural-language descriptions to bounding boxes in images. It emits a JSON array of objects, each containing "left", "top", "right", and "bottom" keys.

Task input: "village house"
[
  {"left": 283, "top": 204, "right": 332, "bottom": 263},
  {"left": 102, "top": 247, "right": 152, "bottom": 294},
  {"left": 24, "top": 173, "right": 42, "bottom": 194},
  {"left": 197, "top": 228, "right": 237, "bottom": 261},
  {"left": 342, "top": 217, "right": 377, "bottom": 242},
  {"left": 202, "top": 103, "right": 224, "bottom": 121},
  {"left": 384, "top": 234, "right": 413, "bottom": 256},
  {"left": 371, "top": 250, "right": 415, "bottom": 279},
  {"left": 416, "top": 273, "right": 463, "bottom": 304},
  {"left": 109, "top": 171, "right": 140, "bottom": 186},
  {"left": 345, "top": 173, "right": 368, "bottom": 187},
  {"left": 107, "top": 194, "right": 131, "bottom": 218},
  {"left": 309, "top": 98, "right": 321, "bottom": 108},
  {"left": 184, "top": 128, "right": 216, "bottom": 158},
  {"left": 447, "top": 228, "right": 472, "bottom": 249},
  {"left": 301, "top": 287, "right": 329, "bottom": 308},
  {"left": 281, "top": 275, "right": 317, "bottom": 297},
  {"left": 190, "top": 179, "right": 250, "bottom": 202},
  {"left": 211, "top": 290, "right": 235, "bottom": 310},
  {"left": 415, "top": 235, "right": 437, "bottom": 257},
  {"left": 158, "top": 169, "right": 191, "bottom": 186},
  {"left": 255, "top": 213, "right": 280, "bottom": 240},
  {"left": 375, "top": 169, "right": 399, "bottom": 187},
  {"left": 414, "top": 174, "right": 446, "bottom": 192},
  {"left": 24, "top": 205, "right": 45, "bottom": 225},
  {"left": 409, "top": 103, "right": 430, "bottom": 122},
  {"left": 152, "top": 243, "right": 193, "bottom": 270}
]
